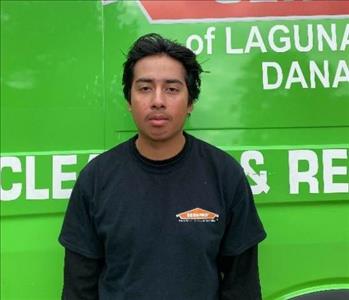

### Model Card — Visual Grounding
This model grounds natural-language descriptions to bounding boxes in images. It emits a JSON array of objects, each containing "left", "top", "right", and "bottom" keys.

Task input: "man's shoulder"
[
  {"left": 189, "top": 134, "right": 245, "bottom": 176},
  {"left": 95, "top": 138, "right": 131, "bottom": 163},
  {"left": 78, "top": 138, "right": 133, "bottom": 180}
]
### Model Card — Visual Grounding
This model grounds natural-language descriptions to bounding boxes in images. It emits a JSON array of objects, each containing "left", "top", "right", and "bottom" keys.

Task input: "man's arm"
[
  {"left": 218, "top": 245, "right": 262, "bottom": 300},
  {"left": 62, "top": 249, "right": 104, "bottom": 300}
]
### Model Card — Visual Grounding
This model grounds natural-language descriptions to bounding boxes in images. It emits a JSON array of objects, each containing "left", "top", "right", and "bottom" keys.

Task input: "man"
[{"left": 59, "top": 33, "right": 266, "bottom": 300}]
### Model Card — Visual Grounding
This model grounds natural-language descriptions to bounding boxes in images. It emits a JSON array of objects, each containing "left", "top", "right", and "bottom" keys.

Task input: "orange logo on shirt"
[{"left": 176, "top": 208, "right": 219, "bottom": 223}]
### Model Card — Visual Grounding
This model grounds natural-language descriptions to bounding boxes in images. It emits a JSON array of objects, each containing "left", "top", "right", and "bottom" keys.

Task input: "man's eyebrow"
[
  {"left": 134, "top": 78, "right": 185, "bottom": 85},
  {"left": 134, "top": 78, "right": 153, "bottom": 84},
  {"left": 164, "top": 79, "right": 184, "bottom": 85}
]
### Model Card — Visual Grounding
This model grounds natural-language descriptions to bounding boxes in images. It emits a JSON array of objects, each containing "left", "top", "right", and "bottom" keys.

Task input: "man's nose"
[{"left": 150, "top": 88, "right": 165, "bottom": 109}]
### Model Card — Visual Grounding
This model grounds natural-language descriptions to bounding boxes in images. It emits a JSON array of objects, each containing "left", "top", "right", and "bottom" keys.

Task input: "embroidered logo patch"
[{"left": 176, "top": 208, "right": 219, "bottom": 223}]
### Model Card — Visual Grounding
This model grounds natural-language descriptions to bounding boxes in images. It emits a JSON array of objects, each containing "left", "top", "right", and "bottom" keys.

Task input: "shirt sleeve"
[
  {"left": 220, "top": 175, "right": 266, "bottom": 256},
  {"left": 219, "top": 245, "right": 262, "bottom": 300},
  {"left": 62, "top": 249, "right": 103, "bottom": 300},
  {"left": 59, "top": 168, "right": 104, "bottom": 259}
]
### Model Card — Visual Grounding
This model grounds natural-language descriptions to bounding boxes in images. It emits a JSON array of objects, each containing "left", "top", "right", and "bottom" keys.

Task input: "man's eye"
[
  {"left": 139, "top": 86, "right": 151, "bottom": 92},
  {"left": 166, "top": 87, "right": 179, "bottom": 93}
]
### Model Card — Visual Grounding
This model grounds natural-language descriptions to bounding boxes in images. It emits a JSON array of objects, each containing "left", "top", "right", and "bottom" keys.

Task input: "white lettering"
[
  {"left": 245, "top": 26, "right": 267, "bottom": 53},
  {"left": 225, "top": 27, "right": 244, "bottom": 54},
  {"left": 186, "top": 34, "right": 204, "bottom": 55},
  {"left": 268, "top": 25, "right": 290, "bottom": 53},
  {"left": 294, "top": 24, "right": 313, "bottom": 52},
  {"left": 323, "top": 149, "right": 349, "bottom": 193},
  {"left": 205, "top": 26, "right": 216, "bottom": 55},
  {"left": 262, "top": 62, "right": 283, "bottom": 90},
  {"left": 318, "top": 24, "right": 337, "bottom": 51},
  {"left": 310, "top": 60, "right": 330, "bottom": 88},
  {"left": 26, "top": 156, "right": 49, "bottom": 200},
  {"left": 289, "top": 150, "right": 319, "bottom": 194},
  {"left": 285, "top": 61, "right": 308, "bottom": 89},
  {"left": 340, "top": 24, "right": 349, "bottom": 51},
  {"left": 333, "top": 60, "right": 349, "bottom": 88},
  {"left": 240, "top": 151, "right": 270, "bottom": 195},
  {"left": 0, "top": 157, "right": 22, "bottom": 201},
  {"left": 88, "top": 154, "right": 99, "bottom": 162},
  {"left": 52, "top": 155, "right": 77, "bottom": 199},
  {"left": 223, "top": 23, "right": 346, "bottom": 56}
]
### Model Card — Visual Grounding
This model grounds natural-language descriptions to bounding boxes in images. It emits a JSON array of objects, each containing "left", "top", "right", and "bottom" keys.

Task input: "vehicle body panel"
[{"left": 1, "top": 1, "right": 348, "bottom": 299}]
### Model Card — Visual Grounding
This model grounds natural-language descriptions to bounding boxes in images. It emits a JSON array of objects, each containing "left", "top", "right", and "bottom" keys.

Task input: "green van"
[{"left": 1, "top": 1, "right": 348, "bottom": 299}]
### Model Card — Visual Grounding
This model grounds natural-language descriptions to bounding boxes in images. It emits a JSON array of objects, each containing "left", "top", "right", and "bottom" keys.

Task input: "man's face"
[{"left": 129, "top": 54, "right": 192, "bottom": 143}]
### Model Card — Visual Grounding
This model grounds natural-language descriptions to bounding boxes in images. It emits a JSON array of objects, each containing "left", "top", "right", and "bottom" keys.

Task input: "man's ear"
[
  {"left": 128, "top": 101, "right": 132, "bottom": 111},
  {"left": 187, "top": 103, "right": 193, "bottom": 114}
]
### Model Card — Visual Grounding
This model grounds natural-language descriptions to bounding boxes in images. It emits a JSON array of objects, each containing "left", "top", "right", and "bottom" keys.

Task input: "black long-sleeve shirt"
[
  {"left": 62, "top": 245, "right": 262, "bottom": 300},
  {"left": 60, "top": 134, "right": 266, "bottom": 299}
]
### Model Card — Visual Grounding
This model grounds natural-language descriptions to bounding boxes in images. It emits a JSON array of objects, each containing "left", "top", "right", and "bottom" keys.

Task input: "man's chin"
[{"left": 141, "top": 130, "right": 183, "bottom": 143}]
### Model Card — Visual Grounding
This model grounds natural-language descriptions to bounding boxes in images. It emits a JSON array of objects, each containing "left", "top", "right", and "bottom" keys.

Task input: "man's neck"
[{"left": 135, "top": 132, "right": 186, "bottom": 161}]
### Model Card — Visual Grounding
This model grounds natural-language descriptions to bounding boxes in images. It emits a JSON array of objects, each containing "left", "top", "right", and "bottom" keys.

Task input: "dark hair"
[{"left": 122, "top": 33, "right": 202, "bottom": 105}]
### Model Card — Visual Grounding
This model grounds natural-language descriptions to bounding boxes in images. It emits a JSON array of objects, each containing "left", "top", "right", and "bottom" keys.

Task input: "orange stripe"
[{"left": 141, "top": 0, "right": 349, "bottom": 20}]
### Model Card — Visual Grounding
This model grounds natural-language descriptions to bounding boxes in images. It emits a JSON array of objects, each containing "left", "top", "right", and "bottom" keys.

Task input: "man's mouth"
[{"left": 147, "top": 114, "right": 170, "bottom": 126}]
